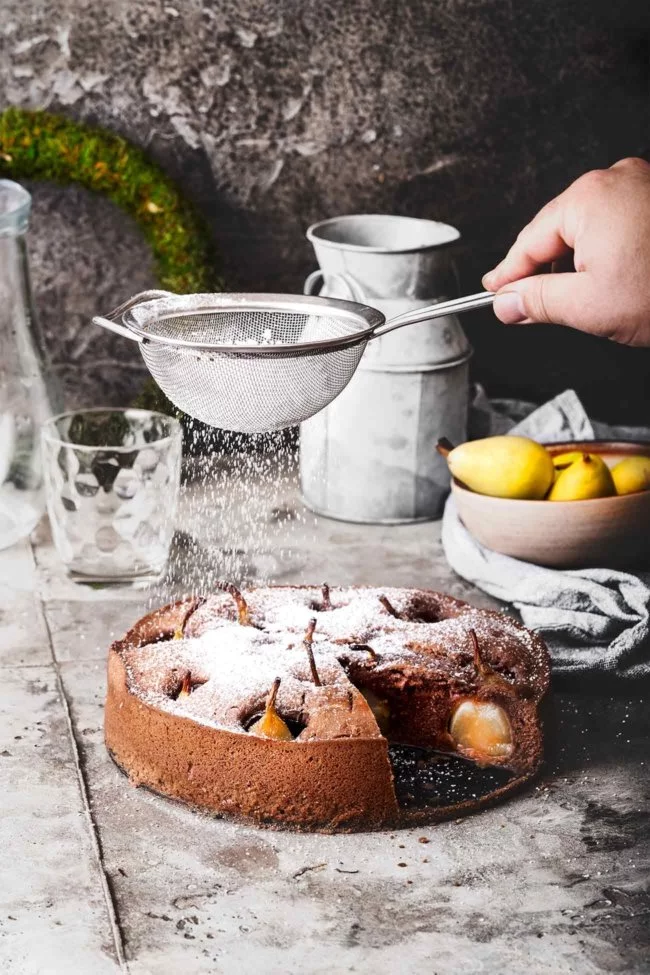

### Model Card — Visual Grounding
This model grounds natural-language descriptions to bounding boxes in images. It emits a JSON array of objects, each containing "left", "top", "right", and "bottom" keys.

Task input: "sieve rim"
[{"left": 121, "top": 292, "right": 385, "bottom": 355}]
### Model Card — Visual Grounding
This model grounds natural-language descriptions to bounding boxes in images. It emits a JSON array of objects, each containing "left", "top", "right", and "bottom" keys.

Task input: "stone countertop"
[{"left": 1, "top": 454, "right": 648, "bottom": 975}]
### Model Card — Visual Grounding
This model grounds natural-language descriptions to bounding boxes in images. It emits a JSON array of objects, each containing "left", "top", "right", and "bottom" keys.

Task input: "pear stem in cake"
[
  {"left": 349, "top": 643, "right": 378, "bottom": 661},
  {"left": 379, "top": 594, "right": 400, "bottom": 618},
  {"left": 470, "top": 628, "right": 488, "bottom": 678},
  {"left": 177, "top": 671, "right": 192, "bottom": 699},
  {"left": 436, "top": 437, "right": 455, "bottom": 458},
  {"left": 174, "top": 596, "right": 206, "bottom": 640},
  {"left": 267, "top": 676, "right": 281, "bottom": 711},
  {"left": 470, "top": 628, "right": 523, "bottom": 696},
  {"left": 303, "top": 617, "right": 321, "bottom": 686},
  {"left": 321, "top": 583, "right": 332, "bottom": 611},
  {"left": 220, "top": 583, "right": 253, "bottom": 627}
]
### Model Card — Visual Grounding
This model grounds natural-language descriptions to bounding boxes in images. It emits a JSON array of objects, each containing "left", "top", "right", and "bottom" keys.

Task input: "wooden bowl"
[{"left": 451, "top": 440, "right": 650, "bottom": 569}]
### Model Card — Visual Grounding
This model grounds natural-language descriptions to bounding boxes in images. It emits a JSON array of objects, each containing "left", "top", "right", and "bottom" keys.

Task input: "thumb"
[{"left": 493, "top": 272, "right": 594, "bottom": 328}]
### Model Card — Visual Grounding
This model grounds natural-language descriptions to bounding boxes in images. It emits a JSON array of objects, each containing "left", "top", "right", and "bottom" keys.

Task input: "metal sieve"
[{"left": 93, "top": 289, "right": 494, "bottom": 434}]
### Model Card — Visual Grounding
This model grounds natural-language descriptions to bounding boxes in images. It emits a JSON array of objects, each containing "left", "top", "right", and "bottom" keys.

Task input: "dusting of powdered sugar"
[
  {"left": 124, "top": 620, "right": 362, "bottom": 735},
  {"left": 185, "top": 585, "right": 543, "bottom": 676},
  {"left": 125, "top": 586, "right": 548, "bottom": 736},
  {"left": 187, "top": 586, "right": 446, "bottom": 646}
]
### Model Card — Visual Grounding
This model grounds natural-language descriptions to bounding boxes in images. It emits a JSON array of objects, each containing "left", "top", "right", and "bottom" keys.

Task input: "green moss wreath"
[
  {"left": 0, "top": 107, "right": 244, "bottom": 448},
  {"left": 0, "top": 108, "right": 294, "bottom": 453},
  {"left": 0, "top": 107, "right": 221, "bottom": 294}
]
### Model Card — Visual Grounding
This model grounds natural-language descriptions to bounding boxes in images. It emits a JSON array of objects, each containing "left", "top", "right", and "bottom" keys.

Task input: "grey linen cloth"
[{"left": 442, "top": 389, "right": 650, "bottom": 678}]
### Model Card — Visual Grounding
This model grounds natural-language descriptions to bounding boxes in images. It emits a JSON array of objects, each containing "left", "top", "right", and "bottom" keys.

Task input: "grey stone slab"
[
  {"left": 2, "top": 454, "right": 649, "bottom": 972},
  {"left": 0, "top": 664, "right": 119, "bottom": 974},
  {"left": 60, "top": 656, "right": 649, "bottom": 974},
  {"left": 44, "top": 598, "right": 150, "bottom": 663},
  {"left": 0, "top": 538, "right": 50, "bottom": 668},
  {"left": 0, "top": 591, "right": 50, "bottom": 669}
]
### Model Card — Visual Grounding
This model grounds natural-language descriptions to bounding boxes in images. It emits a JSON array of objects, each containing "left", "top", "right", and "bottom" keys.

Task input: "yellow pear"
[
  {"left": 548, "top": 453, "right": 615, "bottom": 501},
  {"left": 248, "top": 678, "right": 293, "bottom": 740},
  {"left": 449, "top": 700, "right": 513, "bottom": 758},
  {"left": 611, "top": 456, "right": 650, "bottom": 496},
  {"left": 438, "top": 436, "right": 554, "bottom": 500},
  {"left": 552, "top": 450, "right": 584, "bottom": 470},
  {"left": 360, "top": 688, "right": 390, "bottom": 735}
]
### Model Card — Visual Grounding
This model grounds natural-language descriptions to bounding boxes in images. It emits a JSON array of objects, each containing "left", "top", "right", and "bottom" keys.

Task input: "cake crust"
[{"left": 105, "top": 586, "right": 551, "bottom": 832}]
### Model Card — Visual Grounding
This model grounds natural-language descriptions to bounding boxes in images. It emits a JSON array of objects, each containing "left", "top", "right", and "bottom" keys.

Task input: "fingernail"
[
  {"left": 493, "top": 291, "right": 526, "bottom": 324},
  {"left": 482, "top": 268, "right": 497, "bottom": 289}
]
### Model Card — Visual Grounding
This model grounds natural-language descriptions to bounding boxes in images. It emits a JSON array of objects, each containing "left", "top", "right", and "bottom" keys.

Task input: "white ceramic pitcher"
[{"left": 300, "top": 214, "right": 472, "bottom": 523}]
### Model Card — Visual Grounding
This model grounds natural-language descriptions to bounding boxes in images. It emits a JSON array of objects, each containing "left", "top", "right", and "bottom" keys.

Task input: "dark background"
[{"left": 2, "top": 0, "right": 650, "bottom": 421}]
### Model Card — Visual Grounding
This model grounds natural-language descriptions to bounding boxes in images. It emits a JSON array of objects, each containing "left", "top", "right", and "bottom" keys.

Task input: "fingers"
[
  {"left": 483, "top": 196, "right": 575, "bottom": 291},
  {"left": 481, "top": 158, "right": 650, "bottom": 344},
  {"left": 491, "top": 271, "right": 596, "bottom": 330},
  {"left": 551, "top": 253, "right": 575, "bottom": 274},
  {"left": 484, "top": 161, "right": 650, "bottom": 293},
  {"left": 609, "top": 156, "right": 650, "bottom": 174}
]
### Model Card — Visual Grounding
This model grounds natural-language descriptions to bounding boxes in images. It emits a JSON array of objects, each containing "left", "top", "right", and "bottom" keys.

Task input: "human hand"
[{"left": 482, "top": 157, "right": 650, "bottom": 346}]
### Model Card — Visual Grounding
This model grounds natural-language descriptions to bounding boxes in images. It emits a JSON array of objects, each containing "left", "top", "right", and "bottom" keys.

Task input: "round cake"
[{"left": 105, "top": 585, "right": 551, "bottom": 831}]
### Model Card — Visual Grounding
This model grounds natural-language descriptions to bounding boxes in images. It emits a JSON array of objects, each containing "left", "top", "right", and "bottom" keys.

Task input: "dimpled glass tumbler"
[{"left": 41, "top": 409, "right": 182, "bottom": 585}]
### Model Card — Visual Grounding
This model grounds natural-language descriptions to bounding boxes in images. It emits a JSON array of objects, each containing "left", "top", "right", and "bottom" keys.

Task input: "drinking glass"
[{"left": 41, "top": 409, "right": 182, "bottom": 584}]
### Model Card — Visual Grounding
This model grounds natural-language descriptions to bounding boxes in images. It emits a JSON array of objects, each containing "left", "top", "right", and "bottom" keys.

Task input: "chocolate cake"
[{"left": 105, "top": 586, "right": 550, "bottom": 831}]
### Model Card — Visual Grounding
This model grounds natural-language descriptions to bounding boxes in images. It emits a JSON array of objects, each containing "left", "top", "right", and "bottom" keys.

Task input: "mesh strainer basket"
[{"left": 93, "top": 289, "right": 493, "bottom": 434}]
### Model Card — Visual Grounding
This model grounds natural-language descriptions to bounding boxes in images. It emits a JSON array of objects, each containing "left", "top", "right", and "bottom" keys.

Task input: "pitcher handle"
[
  {"left": 303, "top": 270, "right": 367, "bottom": 303},
  {"left": 303, "top": 270, "right": 324, "bottom": 296}
]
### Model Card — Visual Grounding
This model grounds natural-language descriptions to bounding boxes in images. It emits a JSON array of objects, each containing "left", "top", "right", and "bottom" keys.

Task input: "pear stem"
[
  {"left": 219, "top": 583, "right": 253, "bottom": 627},
  {"left": 176, "top": 596, "right": 206, "bottom": 638},
  {"left": 267, "top": 677, "right": 281, "bottom": 711},
  {"left": 470, "top": 628, "right": 524, "bottom": 696},
  {"left": 177, "top": 671, "right": 192, "bottom": 698},
  {"left": 470, "top": 629, "right": 489, "bottom": 680},
  {"left": 303, "top": 618, "right": 321, "bottom": 686},
  {"left": 349, "top": 643, "right": 378, "bottom": 661},
  {"left": 436, "top": 437, "right": 455, "bottom": 458},
  {"left": 379, "top": 594, "right": 399, "bottom": 618}
]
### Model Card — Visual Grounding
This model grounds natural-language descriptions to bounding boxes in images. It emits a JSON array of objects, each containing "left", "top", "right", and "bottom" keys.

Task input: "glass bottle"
[{"left": 0, "top": 179, "right": 58, "bottom": 549}]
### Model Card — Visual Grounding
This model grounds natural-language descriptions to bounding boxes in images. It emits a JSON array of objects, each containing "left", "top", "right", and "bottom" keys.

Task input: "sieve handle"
[
  {"left": 371, "top": 291, "right": 495, "bottom": 339},
  {"left": 92, "top": 289, "right": 174, "bottom": 344}
]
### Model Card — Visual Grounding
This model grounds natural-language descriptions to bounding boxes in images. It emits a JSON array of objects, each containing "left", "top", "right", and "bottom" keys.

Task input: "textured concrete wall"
[{"left": 2, "top": 0, "right": 650, "bottom": 418}]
